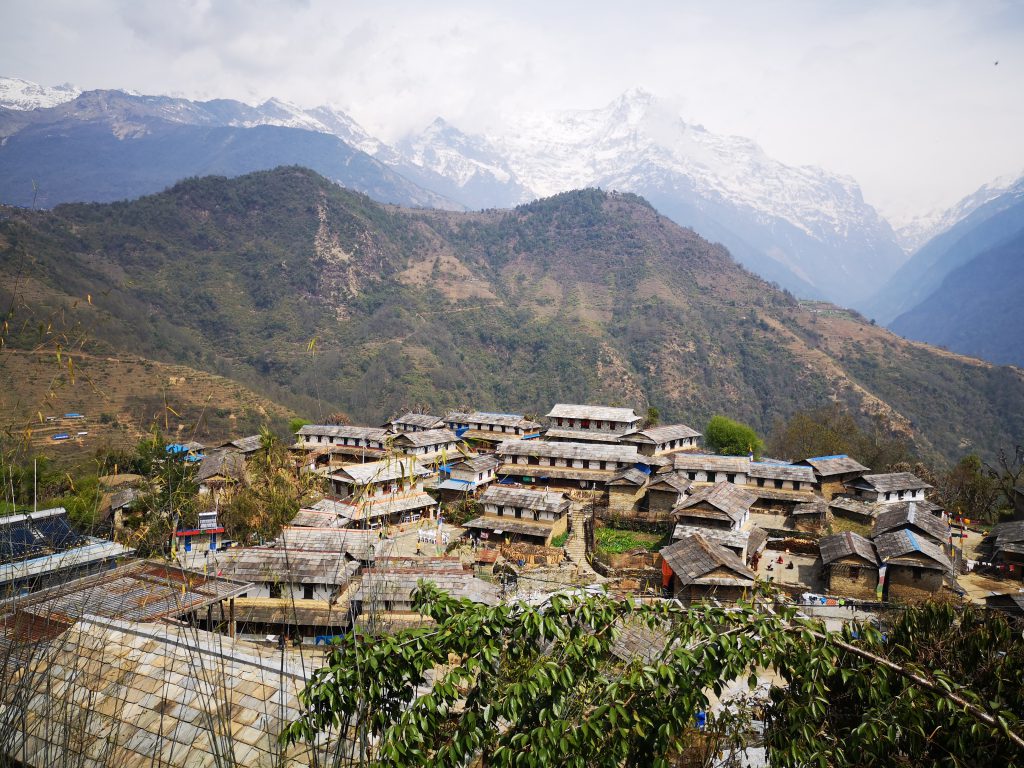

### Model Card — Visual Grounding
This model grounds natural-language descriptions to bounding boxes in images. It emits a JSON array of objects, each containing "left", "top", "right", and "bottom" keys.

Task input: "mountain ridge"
[{"left": 2, "top": 166, "right": 1022, "bottom": 465}]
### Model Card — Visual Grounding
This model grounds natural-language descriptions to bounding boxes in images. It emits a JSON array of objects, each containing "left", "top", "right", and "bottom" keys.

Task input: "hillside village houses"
[{"left": 0, "top": 399, "right": 1001, "bottom": 767}]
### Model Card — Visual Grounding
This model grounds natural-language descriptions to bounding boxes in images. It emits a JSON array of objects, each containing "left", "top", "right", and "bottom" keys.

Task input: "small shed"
[
  {"left": 660, "top": 533, "right": 756, "bottom": 605},
  {"left": 672, "top": 482, "right": 756, "bottom": 531},
  {"left": 874, "top": 529, "right": 953, "bottom": 602}
]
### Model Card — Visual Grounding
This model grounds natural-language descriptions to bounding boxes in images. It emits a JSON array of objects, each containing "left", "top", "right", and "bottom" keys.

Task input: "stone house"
[
  {"left": 828, "top": 496, "right": 880, "bottom": 527},
  {"left": 606, "top": 467, "right": 652, "bottom": 518},
  {"left": 387, "top": 413, "right": 446, "bottom": 433},
  {"left": 390, "top": 428, "right": 462, "bottom": 461},
  {"left": 874, "top": 529, "right": 953, "bottom": 602},
  {"left": 295, "top": 424, "right": 391, "bottom": 465},
  {"left": 436, "top": 454, "right": 501, "bottom": 497},
  {"left": 844, "top": 472, "right": 931, "bottom": 504},
  {"left": 496, "top": 440, "right": 642, "bottom": 489},
  {"left": 873, "top": 502, "right": 951, "bottom": 549},
  {"left": 621, "top": 424, "right": 701, "bottom": 456},
  {"left": 543, "top": 404, "right": 642, "bottom": 444},
  {"left": 798, "top": 455, "right": 870, "bottom": 500},
  {"left": 444, "top": 411, "right": 543, "bottom": 449},
  {"left": 645, "top": 470, "right": 692, "bottom": 518},
  {"left": 464, "top": 486, "right": 571, "bottom": 546},
  {"left": 672, "top": 482, "right": 756, "bottom": 531},
  {"left": 819, "top": 531, "right": 880, "bottom": 601},
  {"left": 327, "top": 458, "right": 439, "bottom": 527},
  {"left": 671, "top": 454, "right": 750, "bottom": 485},
  {"left": 659, "top": 533, "right": 757, "bottom": 605},
  {"left": 985, "top": 521, "right": 1024, "bottom": 580}
]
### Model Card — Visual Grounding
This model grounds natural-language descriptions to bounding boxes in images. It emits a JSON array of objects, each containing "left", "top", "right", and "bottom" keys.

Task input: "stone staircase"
[{"left": 563, "top": 509, "right": 605, "bottom": 582}]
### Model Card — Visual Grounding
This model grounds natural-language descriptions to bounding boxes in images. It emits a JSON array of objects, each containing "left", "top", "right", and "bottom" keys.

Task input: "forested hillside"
[{"left": 2, "top": 167, "right": 1021, "bottom": 463}]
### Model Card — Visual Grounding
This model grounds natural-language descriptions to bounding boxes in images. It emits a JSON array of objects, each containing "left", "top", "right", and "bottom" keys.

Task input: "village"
[{"left": 1, "top": 402, "right": 1023, "bottom": 765}]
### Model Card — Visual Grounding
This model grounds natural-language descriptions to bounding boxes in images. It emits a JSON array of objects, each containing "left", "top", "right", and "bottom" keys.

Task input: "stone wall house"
[
  {"left": 828, "top": 497, "right": 879, "bottom": 527},
  {"left": 295, "top": 424, "right": 392, "bottom": 465},
  {"left": 543, "top": 404, "right": 642, "bottom": 444},
  {"left": 672, "top": 454, "right": 750, "bottom": 485},
  {"left": 444, "top": 411, "right": 543, "bottom": 449},
  {"left": 326, "top": 458, "right": 439, "bottom": 527},
  {"left": 819, "top": 531, "right": 880, "bottom": 600},
  {"left": 873, "top": 502, "right": 951, "bottom": 549},
  {"left": 791, "top": 499, "right": 828, "bottom": 533},
  {"left": 874, "top": 530, "right": 953, "bottom": 602},
  {"left": 985, "top": 521, "right": 1024, "bottom": 580},
  {"left": 645, "top": 471, "right": 692, "bottom": 520},
  {"left": 799, "top": 455, "right": 870, "bottom": 500},
  {"left": 387, "top": 413, "right": 446, "bottom": 433},
  {"left": 660, "top": 533, "right": 756, "bottom": 605},
  {"left": 672, "top": 482, "right": 756, "bottom": 531},
  {"left": 844, "top": 472, "right": 931, "bottom": 504},
  {"left": 621, "top": 424, "right": 701, "bottom": 457},
  {"left": 390, "top": 428, "right": 462, "bottom": 461},
  {"left": 464, "top": 486, "right": 571, "bottom": 546},
  {"left": 496, "top": 439, "right": 642, "bottom": 490},
  {"left": 606, "top": 467, "right": 651, "bottom": 518}
]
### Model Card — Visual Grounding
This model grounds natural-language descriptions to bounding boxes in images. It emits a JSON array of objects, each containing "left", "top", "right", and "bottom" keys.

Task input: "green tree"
[
  {"left": 644, "top": 406, "right": 660, "bottom": 429},
  {"left": 704, "top": 415, "right": 763, "bottom": 458},
  {"left": 282, "top": 588, "right": 1024, "bottom": 766},
  {"left": 288, "top": 417, "right": 312, "bottom": 435},
  {"left": 937, "top": 454, "right": 1001, "bottom": 523}
]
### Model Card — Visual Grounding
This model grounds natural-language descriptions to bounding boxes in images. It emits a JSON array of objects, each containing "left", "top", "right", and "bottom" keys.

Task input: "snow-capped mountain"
[
  {"left": 892, "top": 170, "right": 1024, "bottom": 253},
  {"left": 0, "top": 76, "right": 80, "bottom": 110},
  {"left": 390, "top": 89, "right": 904, "bottom": 305}
]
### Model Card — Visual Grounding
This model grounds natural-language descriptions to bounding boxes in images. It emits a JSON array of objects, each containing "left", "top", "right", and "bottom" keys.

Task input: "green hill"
[{"left": 2, "top": 167, "right": 1022, "bottom": 464}]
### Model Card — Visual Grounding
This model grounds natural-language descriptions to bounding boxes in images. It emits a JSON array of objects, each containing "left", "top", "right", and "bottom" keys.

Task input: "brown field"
[{"left": 0, "top": 349, "right": 294, "bottom": 462}]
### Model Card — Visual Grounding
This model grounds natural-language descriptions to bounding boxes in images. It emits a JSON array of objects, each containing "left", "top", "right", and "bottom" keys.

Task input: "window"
[
  {"left": 774, "top": 479, "right": 783, "bottom": 489},
  {"left": 757, "top": 478, "right": 765, "bottom": 487},
  {"left": 707, "top": 472, "right": 716, "bottom": 482},
  {"left": 727, "top": 473, "right": 736, "bottom": 483},
  {"left": 269, "top": 583, "right": 283, "bottom": 599},
  {"left": 303, "top": 585, "right": 315, "bottom": 600},
  {"left": 688, "top": 472, "right": 697, "bottom": 480},
  {"left": 848, "top": 567, "right": 860, "bottom": 580},
  {"left": 912, "top": 567, "right": 923, "bottom": 580}
]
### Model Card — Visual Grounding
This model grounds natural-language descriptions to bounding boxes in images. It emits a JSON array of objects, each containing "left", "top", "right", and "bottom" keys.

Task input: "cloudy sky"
[{"left": 2, "top": 0, "right": 1022, "bottom": 221}]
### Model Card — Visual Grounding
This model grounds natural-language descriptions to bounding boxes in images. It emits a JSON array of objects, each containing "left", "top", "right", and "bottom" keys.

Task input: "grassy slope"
[{"left": 1, "top": 167, "right": 1021, "bottom": 464}]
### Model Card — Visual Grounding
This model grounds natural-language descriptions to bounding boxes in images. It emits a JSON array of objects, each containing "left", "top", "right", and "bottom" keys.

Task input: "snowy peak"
[
  {"left": 893, "top": 171, "right": 1024, "bottom": 252},
  {"left": 399, "top": 118, "right": 519, "bottom": 189},
  {"left": 0, "top": 76, "right": 80, "bottom": 110}
]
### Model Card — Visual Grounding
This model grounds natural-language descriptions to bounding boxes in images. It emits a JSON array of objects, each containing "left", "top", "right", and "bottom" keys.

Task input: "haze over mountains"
[{"left": 1, "top": 76, "right": 1021, "bottom": 369}]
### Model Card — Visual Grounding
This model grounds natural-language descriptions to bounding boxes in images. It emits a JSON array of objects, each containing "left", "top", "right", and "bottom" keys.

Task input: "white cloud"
[{"left": 1, "top": 0, "right": 1022, "bottom": 219}]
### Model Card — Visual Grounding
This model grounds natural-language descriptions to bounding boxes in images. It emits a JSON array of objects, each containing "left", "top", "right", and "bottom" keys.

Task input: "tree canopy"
[
  {"left": 282, "top": 587, "right": 1024, "bottom": 767},
  {"left": 704, "top": 415, "right": 764, "bottom": 458}
]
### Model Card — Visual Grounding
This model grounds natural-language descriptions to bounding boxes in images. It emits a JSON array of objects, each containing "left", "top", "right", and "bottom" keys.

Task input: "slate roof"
[
  {"left": 290, "top": 508, "right": 350, "bottom": 528},
  {"left": 800, "top": 455, "right": 870, "bottom": 477},
  {"left": 873, "top": 530, "right": 952, "bottom": 572},
  {"left": 819, "top": 532, "right": 878, "bottom": 566},
  {"left": 463, "top": 517, "right": 557, "bottom": 538},
  {"left": 829, "top": 496, "right": 880, "bottom": 520},
  {"left": 672, "top": 454, "right": 751, "bottom": 474},
  {"left": 451, "top": 455, "right": 501, "bottom": 473},
  {"left": 109, "top": 487, "right": 140, "bottom": 511},
  {"left": 197, "top": 449, "right": 246, "bottom": 483},
  {"left": 747, "top": 463, "right": 817, "bottom": 484},
  {"left": 222, "top": 434, "right": 264, "bottom": 454},
  {"left": 392, "top": 428, "right": 459, "bottom": 448},
  {"left": 297, "top": 424, "right": 390, "bottom": 441},
  {"left": 480, "top": 486, "right": 569, "bottom": 514},
  {"left": 648, "top": 471, "right": 693, "bottom": 495},
  {"left": 873, "top": 502, "right": 950, "bottom": 543},
  {"left": 330, "top": 458, "right": 430, "bottom": 485},
  {"left": 445, "top": 411, "right": 542, "bottom": 430},
  {"left": 671, "top": 525, "right": 765, "bottom": 554},
  {"left": 848, "top": 472, "right": 932, "bottom": 493},
  {"left": 276, "top": 527, "right": 380, "bottom": 561},
  {"left": 608, "top": 468, "right": 651, "bottom": 487},
  {"left": 791, "top": 499, "right": 828, "bottom": 517},
  {"left": 355, "top": 565, "right": 499, "bottom": 606},
  {"left": 546, "top": 404, "right": 640, "bottom": 422},
  {"left": 497, "top": 440, "right": 640, "bottom": 463},
  {"left": 992, "top": 520, "right": 1024, "bottom": 547},
  {"left": 0, "top": 618, "right": 316, "bottom": 767},
  {"left": 622, "top": 424, "right": 701, "bottom": 444},
  {"left": 674, "top": 482, "right": 757, "bottom": 524},
  {"left": 390, "top": 413, "right": 445, "bottom": 430},
  {"left": 660, "top": 534, "right": 756, "bottom": 586},
  {"left": 543, "top": 428, "right": 628, "bottom": 443},
  {"left": 213, "top": 549, "right": 361, "bottom": 587}
]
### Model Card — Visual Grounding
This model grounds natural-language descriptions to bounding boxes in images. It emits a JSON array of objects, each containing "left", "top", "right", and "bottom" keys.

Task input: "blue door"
[
  {"left": 184, "top": 536, "right": 192, "bottom": 552},
  {"left": 209, "top": 533, "right": 217, "bottom": 551}
]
